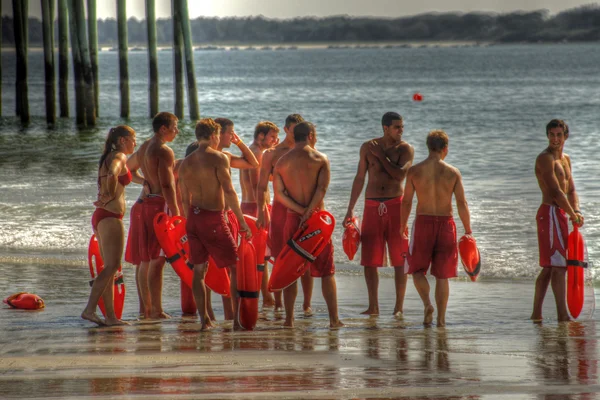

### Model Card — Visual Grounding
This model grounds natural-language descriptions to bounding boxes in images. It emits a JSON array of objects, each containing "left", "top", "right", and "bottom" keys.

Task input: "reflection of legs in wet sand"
[
  {"left": 192, "top": 262, "right": 215, "bottom": 330},
  {"left": 301, "top": 271, "right": 314, "bottom": 316},
  {"left": 362, "top": 266, "right": 379, "bottom": 315},
  {"left": 412, "top": 272, "right": 435, "bottom": 326},
  {"left": 82, "top": 220, "right": 129, "bottom": 326},
  {"left": 531, "top": 267, "right": 571, "bottom": 322},
  {"left": 393, "top": 265, "right": 408, "bottom": 316}
]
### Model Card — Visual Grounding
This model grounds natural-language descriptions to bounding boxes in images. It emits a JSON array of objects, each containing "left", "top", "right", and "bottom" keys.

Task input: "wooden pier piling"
[
  {"left": 58, "top": 0, "right": 70, "bottom": 118},
  {"left": 12, "top": 0, "right": 30, "bottom": 124},
  {"left": 117, "top": 0, "right": 130, "bottom": 118},
  {"left": 146, "top": 0, "right": 159, "bottom": 118},
  {"left": 42, "top": 0, "right": 57, "bottom": 126}
]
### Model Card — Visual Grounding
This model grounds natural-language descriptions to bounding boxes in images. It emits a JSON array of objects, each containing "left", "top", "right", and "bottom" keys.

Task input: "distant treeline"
[{"left": 2, "top": 5, "right": 600, "bottom": 46}]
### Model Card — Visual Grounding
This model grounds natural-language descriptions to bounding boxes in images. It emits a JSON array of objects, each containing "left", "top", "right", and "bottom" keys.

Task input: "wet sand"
[{"left": 1, "top": 262, "right": 599, "bottom": 399}]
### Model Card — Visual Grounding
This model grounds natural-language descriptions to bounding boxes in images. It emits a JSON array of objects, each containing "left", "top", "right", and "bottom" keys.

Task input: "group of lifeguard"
[{"left": 81, "top": 110, "right": 582, "bottom": 329}]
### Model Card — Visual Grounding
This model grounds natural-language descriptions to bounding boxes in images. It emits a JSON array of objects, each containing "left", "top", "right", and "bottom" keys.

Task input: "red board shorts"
[
  {"left": 283, "top": 210, "right": 335, "bottom": 278},
  {"left": 241, "top": 202, "right": 258, "bottom": 217},
  {"left": 361, "top": 197, "right": 407, "bottom": 267},
  {"left": 186, "top": 207, "right": 238, "bottom": 268},
  {"left": 268, "top": 200, "right": 288, "bottom": 258},
  {"left": 139, "top": 195, "right": 166, "bottom": 262},
  {"left": 536, "top": 204, "right": 568, "bottom": 268},
  {"left": 125, "top": 199, "right": 143, "bottom": 265},
  {"left": 406, "top": 215, "right": 458, "bottom": 279},
  {"left": 91, "top": 208, "right": 123, "bottom": 231},
  {"left": 226, "top": 209, "right": 240, "bottom": 245}
]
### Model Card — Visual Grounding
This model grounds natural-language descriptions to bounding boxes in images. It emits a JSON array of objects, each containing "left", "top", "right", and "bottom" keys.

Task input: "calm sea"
[{"left": 0, "top": 44, "right": 599, "bottom": 280}]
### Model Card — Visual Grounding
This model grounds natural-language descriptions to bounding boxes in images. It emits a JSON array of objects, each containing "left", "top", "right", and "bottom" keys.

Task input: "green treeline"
[{"left": 2, "top": 5, "right": 600, "bottom": 46}]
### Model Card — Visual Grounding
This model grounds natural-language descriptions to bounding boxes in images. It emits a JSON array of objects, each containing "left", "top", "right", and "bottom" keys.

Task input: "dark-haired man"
[
  {"left": 179, "top": 118, "right": 252, "bottom": 330},
  {"left": 130, "top": 111, "right": 180, "bottom": 319},
  {"left": 273, "top": 121, "right": 343, "bottom": 329},
  {"left": 256, "top": 114, "right": 314, "bottom": 313},
  {"left": 401, "top": 130, "right": 472, "bottom": 327},
  {"left": 344, "top": 112, "right": 414, "bottom": 316},
  {"left": 531, "top": 119, "right": 584, "bottom": 322},
  {"left": 240, "top": 121, "right": 280, "bottom": 308}
]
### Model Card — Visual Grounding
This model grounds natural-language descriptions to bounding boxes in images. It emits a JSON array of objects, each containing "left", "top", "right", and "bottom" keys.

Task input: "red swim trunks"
[
  {"left": 139, "top": 195, "right": 166, "bottom": 262},
  {"left": 91, "top": 208, "right": 123, "bottom": 231},
  {"left": 361, "top": 197, "right": 407, "bottom": 267},
  {"left": 241, "top": 202, "right": 258, "bottom": 217},
  {"left": 125, "top": 199, "right": 143, "bottom": 265},
  {"left": 268, "top": 200, "right": 287, "bottom": 258},
  {"left": 283, "top": 210, "right": 335, "bottom": 278},
  {"left": 186, "top": 207, "right": 238, "bottom": 268},
  {"left": 406, "top": 215, "right": 458, "bottom": 279},
  {"left": 226, "top": 209, "right": 240, "bottom": 244},
  {"left": 536, "top": 204, "right": 568, "bottom": 268}
]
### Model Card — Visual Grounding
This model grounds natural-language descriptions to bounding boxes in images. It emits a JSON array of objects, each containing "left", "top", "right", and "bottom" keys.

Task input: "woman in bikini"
[{"left": 82, "top": 126, "right": 137, "bottom": 326}]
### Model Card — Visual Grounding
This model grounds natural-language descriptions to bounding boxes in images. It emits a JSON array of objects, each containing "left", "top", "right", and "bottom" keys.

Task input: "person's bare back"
[{"left": 408, "top": 158, "right": 460, "bottom": 216}]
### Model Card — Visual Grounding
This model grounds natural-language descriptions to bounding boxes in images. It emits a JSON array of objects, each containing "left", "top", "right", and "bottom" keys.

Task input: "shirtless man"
[
  {"left": 531, "top": 119, "right": 584, "bottom": 322},
  {"left": 400, "top": 130, "right": 472, "bottom": 327},
  {"left": 129, "top": 111, "right": 180, "bottom": 319},
  {"left": 256, "top": 114, "right": 313, "bottom": 313},
  {"left": 186, "top": 118, "right": 258, "bottom": 320},
  {"left": 273, "top": 121, "right": 344, "bottom": 329},
  {"left": 240, "top": 121, "right": 280, "bottom": 307},
  {"left": 179, "top": 118, "right": 251, "bottom": 330},
  {"left": 344, "top": 112, "right": 414, "bottom": 316}
]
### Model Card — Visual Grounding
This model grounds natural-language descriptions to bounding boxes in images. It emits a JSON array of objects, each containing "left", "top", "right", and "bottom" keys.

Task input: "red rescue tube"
[
  {"left": 342, "top": 216, "right": 360, "bottom": 261},
  {"left": 88, "top": 234, "right": 126, "bottom": 318},
  {"left": 236, "top": 234, "right": 259, "bottom": 330},
  {"left": 567, "top": 225, "right": 586, "bottom": 319},
  {"left": 243, "top": 215, "right": 268, "bottom": 284},
  {"left": 269, "top": 211, "right": 335, "bottom": 291},
  {"left": 458, "top": 235, "right": 481, "bottom": 282},
  {"left": 3, "top": 292, "right": 45, "bottom": 310},
  {"left": 154, "top": 213, "right": 231, "bottom": 297}
]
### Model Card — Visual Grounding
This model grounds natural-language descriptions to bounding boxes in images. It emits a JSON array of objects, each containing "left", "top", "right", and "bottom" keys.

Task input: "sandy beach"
[{"left": 1, "top": 261, "right": 598, "bottom": 399}]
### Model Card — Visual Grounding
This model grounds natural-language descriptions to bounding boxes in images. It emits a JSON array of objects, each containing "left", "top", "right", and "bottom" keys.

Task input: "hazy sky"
[{"left": 2, "top": 0, "right": 596, "bottom": 19}]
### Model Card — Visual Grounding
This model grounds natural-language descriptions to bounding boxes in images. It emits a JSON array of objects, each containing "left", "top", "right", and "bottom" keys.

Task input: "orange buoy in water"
[
  {"left": 3, "top": 292, "right": 45, "bottom": 310},
  {"left": 269, "top": 211, "right": 335, "bottom": 291},
  {"left": 567, "top": 225, "right": 587, "bottom": 319},
  {"left": 236, "top": 234, "right": 259, "bottom": 330},
  {"left": 342, "top": 217, "right": 361, "bottom": 261},
  {"left": 413, "top": 93, "right": 423, "bottom": 102},
  {"left": 458, "top": 235, "right": 481, "bottom": 282},
  {"left": 88, "top": 234, "right": 126, "bottom": 318}
]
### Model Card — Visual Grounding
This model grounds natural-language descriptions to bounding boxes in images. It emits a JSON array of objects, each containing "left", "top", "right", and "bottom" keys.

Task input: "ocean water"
[{"left": 1, "top": 44, "right": 599, "bottom": 280}]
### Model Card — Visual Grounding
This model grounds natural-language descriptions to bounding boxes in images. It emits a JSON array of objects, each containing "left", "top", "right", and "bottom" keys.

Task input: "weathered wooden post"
[
  {"left": 87, "top": 0, "right": 99, "bottom": 116},
  {"left": 146, "top": 0, "right": 159, "bottom": 118},
  {"left": 58, "top": 0, "right": 70, "bottom": 118},
  {"left": 74, "top": 0, "right": 96, "bottom": 126},
  {"left": 117, "top": 0, "right": 130, "bottom": 118},
  {"left": 42, "top": 0, "right": 56, "bottom": 126},
  {"left": 178, "top": 0, "right": 199, "bottom": 119},
  {"left": 0, "top": 0, "right": 3, "bottom": 117},
  {"left": 12, "top": 0, "right": 30, "bottom": 124},
  {"left": 67, "top": 0, "right": 85, "bottom": 125},
  {"left": 172, "top": 0, "right": 184, "bottom": 119}
]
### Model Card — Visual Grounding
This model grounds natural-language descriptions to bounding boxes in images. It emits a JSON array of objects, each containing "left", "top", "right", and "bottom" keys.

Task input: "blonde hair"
[
  {"left": 254, "top": 121, "right": 279, "bottom": 139},
  {"left": 195, "top": 118, "right": 221, "bottom": 140},
  {"left": 426, "top": 130, "right": 448, "bottom": 152}
]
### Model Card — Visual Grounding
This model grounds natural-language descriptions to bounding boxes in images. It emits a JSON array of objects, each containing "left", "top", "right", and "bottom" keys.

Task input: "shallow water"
[
  {"left": 1, "top": 44, "right": 599, "bottom": 280},
  {"left": 1, "top": 263, "right": 599, "bottom": 399}
]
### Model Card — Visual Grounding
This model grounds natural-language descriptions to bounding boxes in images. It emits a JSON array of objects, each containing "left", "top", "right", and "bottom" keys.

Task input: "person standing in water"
[
  {"left": 531, "top": 119, "right": 584, "bottom": 322},
  {"left": 82, "top": 126, "right": 137, "bottom": 326}
]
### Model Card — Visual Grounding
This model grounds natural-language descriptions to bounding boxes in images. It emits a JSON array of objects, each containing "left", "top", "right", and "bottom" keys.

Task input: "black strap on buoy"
[
  {"left": 238, "top": 290, "right": 260, "bottom": 299},
  {"left": 567, "top": 260, "right": 588, "bottom": 268},
  {"left": 287, "top": 239, "right": 316, "bottom": 262}
]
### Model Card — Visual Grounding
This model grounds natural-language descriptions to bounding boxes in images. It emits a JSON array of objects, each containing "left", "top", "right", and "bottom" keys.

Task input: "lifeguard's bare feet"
[
  {"left": 361, "top": 307, "right": 379, "bottom": 316},
  {"left": 423, "top": 305, "right": 434, "bottom": 325},
  {"left": 81, "top": 311, "right": 106, "bottom": 326}
]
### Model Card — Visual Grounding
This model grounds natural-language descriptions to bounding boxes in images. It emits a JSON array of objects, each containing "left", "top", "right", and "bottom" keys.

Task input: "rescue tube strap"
[
  {"left": 166, "top": 253, "right": 182, "bottom": 264},
  {"left": 287, "top": 239, "right": 316, "bottom": 262},
  {"left": 257, "top": 264, "right": 265, "bottom": 272},
  {"left": 567, "top": 260, "right": 588, "bottom": 268},
  {"left": 186, "top": 261, "right": 194, "bottom": 270},
  {"left": 238, "top": 290, "right": 260, "bottom": 299}
]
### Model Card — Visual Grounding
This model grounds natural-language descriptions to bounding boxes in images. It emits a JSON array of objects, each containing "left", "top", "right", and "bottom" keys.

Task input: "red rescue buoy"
[
  {"left": 243, "top": 215, "right": 268, "bottom": 284},
  {"left": 88, "top": 234, "right": 126, "bottom": 318},
  {"left": 413, "top": 93, "right": 423, "bottom": 102},
  {"left": 3, "top": 292, "right": 45, "bottom": 310},
  {"left": 236, "top": 234, "right": 259, "bottom": 330},
  {"left": 458, "top": 235, "right": 481, "bottom": 282},
  {"left": 567, "top": 225, "right": 586, "bottom": 319},
  {"left": 269, "top": 211, "right": 336, "bottom": 291},
  {"left": 342, "top": 217, "right": 361, "bottom": 261}
]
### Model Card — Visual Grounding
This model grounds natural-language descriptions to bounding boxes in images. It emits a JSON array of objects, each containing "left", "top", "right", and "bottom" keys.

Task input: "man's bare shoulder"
[{"left": 535, "top": 149, "right": 554, "bottom": 166}]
